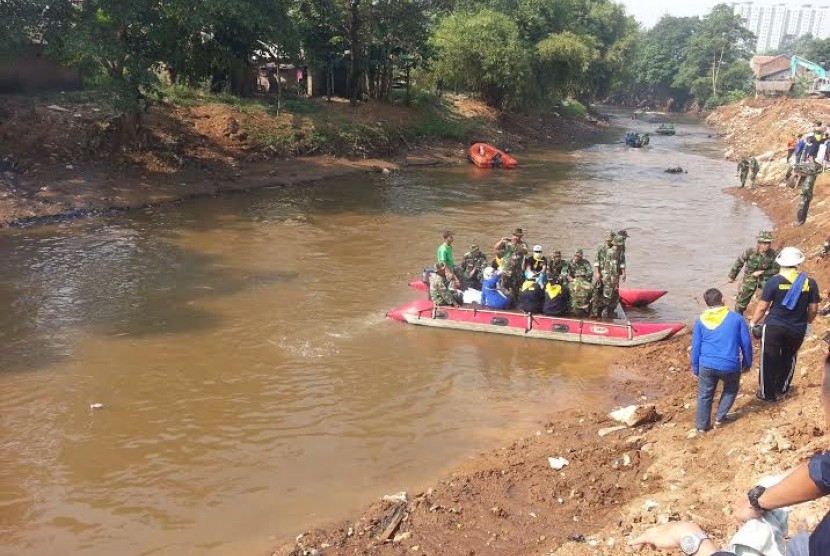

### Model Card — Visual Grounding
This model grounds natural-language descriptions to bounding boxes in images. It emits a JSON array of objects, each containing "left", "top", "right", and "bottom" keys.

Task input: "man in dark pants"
[{"left": 749, "top": 246, "right": 820, "bottom": 401}]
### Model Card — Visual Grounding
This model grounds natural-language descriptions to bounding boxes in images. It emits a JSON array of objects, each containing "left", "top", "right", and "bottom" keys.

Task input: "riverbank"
[
  {"left": 271, "top": 100, "right": 830, "bottom": 556},
  {"left": 0, "top": 92, "right": 602, "bottom": 228}
]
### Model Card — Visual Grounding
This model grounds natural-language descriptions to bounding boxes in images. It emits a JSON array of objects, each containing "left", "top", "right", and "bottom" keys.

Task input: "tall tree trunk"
[{"left": 349, "top": 0, "right": 362, "bottom": 106}]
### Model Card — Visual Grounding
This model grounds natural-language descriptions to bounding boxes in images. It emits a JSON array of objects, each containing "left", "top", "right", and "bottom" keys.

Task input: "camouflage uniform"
[
  {"left": 429, "top": 269, "right": 460, "bottom": 306},
  {"left": 498, "top": 255, "right": 522, "bottom": 303},
  {"left": 591, "top": 238, "right": 624, "bottom": 318},
  {"left": 547, "top": 253, "right": 567, "bottom": 282},
  {"left": 737, "top": 158, "right": 750, "bottom": 187},
  {"left": 562, "top": 250, "right": 593, "bottom": 283},
  {"left": 796, "top": 164, "right": 820, "bottom": 225},
  {"left": 569, "top": 269, "right": 594, "bottom": 317},
  {"left": 749, "top": 157, "right": 760, "bottom": 187},
  {"left": 728, "top": 231, "right": 779, "bottom": 314},
  {"left": 459, "top": 247, "right": 488, "bottom": 288}
]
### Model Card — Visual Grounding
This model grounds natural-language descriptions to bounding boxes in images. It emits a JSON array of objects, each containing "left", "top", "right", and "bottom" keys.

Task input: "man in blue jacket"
[{"left": 691, "top": 288, "right": 753, "bottom": 432}]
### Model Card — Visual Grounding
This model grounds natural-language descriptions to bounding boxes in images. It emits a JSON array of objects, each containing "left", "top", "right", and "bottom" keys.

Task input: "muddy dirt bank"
[
  {"left": 269, "top": 101, "right": 830, "bottom": 556},
  {"left": 0, "top": 94, "right": 602, "bottom": 228}
]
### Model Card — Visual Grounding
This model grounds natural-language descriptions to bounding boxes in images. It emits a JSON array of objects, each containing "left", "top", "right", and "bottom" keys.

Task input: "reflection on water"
[{"left": 0, "top": 114, "right": 769, "bottom": 555}]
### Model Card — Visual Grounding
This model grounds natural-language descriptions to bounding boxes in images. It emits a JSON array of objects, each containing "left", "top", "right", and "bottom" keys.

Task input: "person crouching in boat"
[
  {"left": 518, "top": 272, "right": 544, "bottom": 314},
  {"left": 498, "top": 253, "right": 522, "bottom": 304},
  {"left": 542, "top": 275, "right": 570, "bottom": 316},
  {"left": 523, "top": 245, "right": 548, "bottom": 285},
  {"left": 481, "top": 266, "right": 511, "bottom": 309},
  {"left": 429, "top": 262, "right": 461, "bottom": 307}
]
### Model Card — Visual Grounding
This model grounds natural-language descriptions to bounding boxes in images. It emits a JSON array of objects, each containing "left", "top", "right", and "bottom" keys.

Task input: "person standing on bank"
[
  {"left": 691, "top": 288, "right": 753, "bottom": 433},
  {"left": 749, "top": 247, "right": 820, "bottom": 402},
  {"left": 728, "top": 231, "right": 779, "bottom": 315}
]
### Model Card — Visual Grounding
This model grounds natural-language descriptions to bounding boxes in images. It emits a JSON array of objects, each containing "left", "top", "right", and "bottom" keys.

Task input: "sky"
[{"left": 619, "top": 0, "right": 825, "bottom": 29}]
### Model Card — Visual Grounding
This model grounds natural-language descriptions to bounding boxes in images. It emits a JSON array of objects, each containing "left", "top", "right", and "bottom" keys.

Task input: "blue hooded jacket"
[{"left": 691, "top": 306, "right": 752, "bottom": 375}]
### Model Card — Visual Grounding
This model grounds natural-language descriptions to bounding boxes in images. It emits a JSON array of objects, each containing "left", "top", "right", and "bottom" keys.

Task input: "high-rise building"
[{"left": 732, "top": 2, "right": 830, "bottom": 53}]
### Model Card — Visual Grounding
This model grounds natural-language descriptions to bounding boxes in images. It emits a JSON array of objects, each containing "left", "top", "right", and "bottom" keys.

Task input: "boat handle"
[{"left": 491, "top": 317, "right": 509, "bottom": 326}]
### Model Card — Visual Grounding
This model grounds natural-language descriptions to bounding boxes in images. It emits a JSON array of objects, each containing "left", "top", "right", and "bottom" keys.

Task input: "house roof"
[{"left": 750, "top": 55, "right": 791, "bottom": 79}]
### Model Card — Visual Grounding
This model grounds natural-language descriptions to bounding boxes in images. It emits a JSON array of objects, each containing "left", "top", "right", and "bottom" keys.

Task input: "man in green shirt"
[{"left": 436, "top": 230, "right": 456, "bottom": 272}]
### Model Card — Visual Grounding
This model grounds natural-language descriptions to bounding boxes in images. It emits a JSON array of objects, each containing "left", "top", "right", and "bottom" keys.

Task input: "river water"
[{"left": 0, "top": 115, "right": 768, "bottom": 555}]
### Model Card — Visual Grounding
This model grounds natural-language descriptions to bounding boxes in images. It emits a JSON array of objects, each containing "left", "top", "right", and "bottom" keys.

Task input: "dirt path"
[{"left": 271, "top": 100, "right": 830, "bottom": 556}]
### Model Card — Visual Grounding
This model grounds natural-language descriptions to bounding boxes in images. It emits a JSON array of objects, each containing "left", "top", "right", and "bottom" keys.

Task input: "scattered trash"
[
  {"left": 89, "top": 403, "right": 104, "bottom": 410},
  {"left": 548, "top": 456, "right": 569, "bottom": 470},
  {"left": 381, "top": 167, "right": 392, "bottom": 176},
  {"left": 393, "top": 531, "right": 412, "bottom": 543},
  {"left": 382, "top": 491, "right": 408, "bottom": 504},
  {"left": 46, "top": 104, "right": 70, "bottom": 113},
  {"left": 568, "top": 534, "right": 586, "bottom": 542},
  {"left": 643, "top": 500, "right": 659, "bottom": 511},
  {"left": 609, "top": 404, "right": 659, "bottom": 427}
]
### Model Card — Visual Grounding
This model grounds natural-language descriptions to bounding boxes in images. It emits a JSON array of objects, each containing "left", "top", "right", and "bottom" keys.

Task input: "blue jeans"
[{"left": 695, "top": 366, "right": 741, "bottom": 430}]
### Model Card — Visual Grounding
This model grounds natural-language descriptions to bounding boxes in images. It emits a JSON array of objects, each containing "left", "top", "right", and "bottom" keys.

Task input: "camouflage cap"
[
  {"left": 470, "top": 244, "right": 479, "bottom": 251},
  {"left": 605, "top": 229, "right": 616, "bottom": 240},
  {"left": 553, "top": 250, "right": 562, "bottom": 256},
  {"left": 435, "top": 261, "right": 446, "bottom": 270},
  {"left": 574, "top": 249, "right": 584, "bottom": 256},
  {"left": 757, "top": 231, "right": 773, "bottom": 243},
  {"left": 513, "top": 227, "right": 524, "bottom": 235},
  {"left": 612, "top": 235, "right": 626, "bottom": 246},
  {"left": 617, "top": 230, "right": 629, "bottom": 238},
  {"left": 574, "top": 266, "right": 590, "bottom": 276}
]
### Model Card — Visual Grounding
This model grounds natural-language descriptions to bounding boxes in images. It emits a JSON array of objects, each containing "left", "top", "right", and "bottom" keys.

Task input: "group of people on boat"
[
  {"left": 624, "top": 132, "right": 649, "bottom": 148},
  {"left": 429, "top": 227, "right": 629, "bottom": 319}
]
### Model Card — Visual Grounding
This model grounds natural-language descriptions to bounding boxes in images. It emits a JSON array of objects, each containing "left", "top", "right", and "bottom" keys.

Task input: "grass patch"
[{"left": 559, "top": 99, "right": 587, "bottom": 117}]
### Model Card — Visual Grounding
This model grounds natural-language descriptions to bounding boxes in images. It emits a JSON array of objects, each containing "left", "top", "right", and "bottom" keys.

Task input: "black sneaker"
[
  {"left": 714, "top": 415, "right": 736, "bottom": 427},
  {"left": 755, "top": 391, "right": 775, "bottom": 402}
]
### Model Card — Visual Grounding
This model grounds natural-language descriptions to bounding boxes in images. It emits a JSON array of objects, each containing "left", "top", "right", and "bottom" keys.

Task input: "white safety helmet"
[
  {"left": 775, "top": 246, "right": 805, "bottom": 267},
  {"left": 483, "top": 266, "right": 495, "bottom": 279}
]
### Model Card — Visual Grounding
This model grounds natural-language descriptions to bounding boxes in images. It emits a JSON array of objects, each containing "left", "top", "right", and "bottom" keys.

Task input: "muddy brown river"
[{"left": 0, "top": 115, "right": 768, "bottom": 555}]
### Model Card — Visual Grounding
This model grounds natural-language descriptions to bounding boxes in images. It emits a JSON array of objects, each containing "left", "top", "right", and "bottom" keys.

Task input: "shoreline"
[
  {"left": 270, "top": 101, "right": 830, "bottom": 556},
  {"left": 0, "top": 94, "right": 604, "bottom": 229}
]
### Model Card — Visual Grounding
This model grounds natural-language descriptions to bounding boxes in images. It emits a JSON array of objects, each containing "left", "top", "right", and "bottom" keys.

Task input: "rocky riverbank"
[
  {"left": 270, "top": 100, "right": 830, "bottom": 556},
  {"left": 0, "top": 92, "right": 603, "bottom": 228}
]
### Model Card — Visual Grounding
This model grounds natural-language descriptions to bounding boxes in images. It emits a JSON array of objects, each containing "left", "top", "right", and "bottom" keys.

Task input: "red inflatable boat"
[
  {"left": 469, "top": 143, "right": 517, "bottom": 169},
  {"left": 387, "top": 299, "right": 684, "bottom": 347},
  {"left": 407, "top": 279, "right": 667, "bottom": 308}
]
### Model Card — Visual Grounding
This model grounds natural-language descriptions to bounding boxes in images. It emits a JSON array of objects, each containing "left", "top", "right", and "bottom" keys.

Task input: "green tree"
[
  {"left": 674, "top": 3, "right": 755, "bottom": 105},
  {"left": 804, "top": 37, "right": 830, "bottom": 68},
  {"left": 534, "top": 31, "right": 596, "bottom": 101},
  {"left": 632, "top": 15, "right": 700, "bottom": 104},
  {"left": 430, "top": 9, "right": 531, "bottom": 108}
]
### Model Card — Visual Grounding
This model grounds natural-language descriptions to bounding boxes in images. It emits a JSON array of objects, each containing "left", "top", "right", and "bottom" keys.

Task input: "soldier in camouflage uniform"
[
  {"left": 562, "top": 249, "right": 592, "bottom": 283},
  {"left": 737, "top": 158, "right": 750, "bottom": 188},
  {"left": 429, "top": 262, "right": 461, "bottom": 306},
  {"left": 616, "top": 229, "right": 629, "bottom": 282},
  {"left": 593, "top": 230, "right": 616, "bottom": 282},
  {"left": 459, "top": 244, "right": 488, "bottom": 289},
  {"left": 728, "top": 231, "right": 779, "bottom": 314},
  {"left": 591, "top": 235, "right": 625, "bottom": 318},
  {"left": 796, "top": 162, "right": 821, "bottom": 226},
  {"left": 749, "top": 157, "right": 760, "bottom": 187},
  {"left": 568, "top": 266, "right": 594, "bottom": 317},
  {"left": 494, "top": 228, "right": 529, "bottom": 264},
  {"left": 498, "top": 253, "right": 522, "bottom": 305},
  {"left": 547, "top": 250, "right": 567, "bottom": 283}
]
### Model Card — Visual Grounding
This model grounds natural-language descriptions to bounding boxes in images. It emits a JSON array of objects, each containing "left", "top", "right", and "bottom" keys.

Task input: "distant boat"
[
  {"left": 656, "top": 124, "right": 676, "bottom": 136},
  {"left": 469, "top": 143, "right": 517, "bottom": 169}
]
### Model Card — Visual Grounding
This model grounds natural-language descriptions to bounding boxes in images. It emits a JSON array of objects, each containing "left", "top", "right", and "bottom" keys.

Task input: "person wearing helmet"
[
  {"left": 562, "top": 249, "right": 592, "bottom": 283},
  {"left": 750, "top": 247, "right": 820, "bottom": 402},
  {"left": 523, "top": 245, "right": 548, "bottom": 283},
  {"left": 481, "top": 266, "right": 510, "bottom": 310},
  {"left": 568, "top": 265, "right": 594, "bottom": 317},
  {"left": 728, "top": 231, "right": 780, "bottom": 314},
  {"left": 429, "top": 262, "right": 461, "bottom": 307}
]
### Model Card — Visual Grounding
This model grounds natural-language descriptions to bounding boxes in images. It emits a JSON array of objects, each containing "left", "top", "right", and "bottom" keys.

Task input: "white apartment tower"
[{"left": 732, "top": 2, "right": 830, "bottom": 52}]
